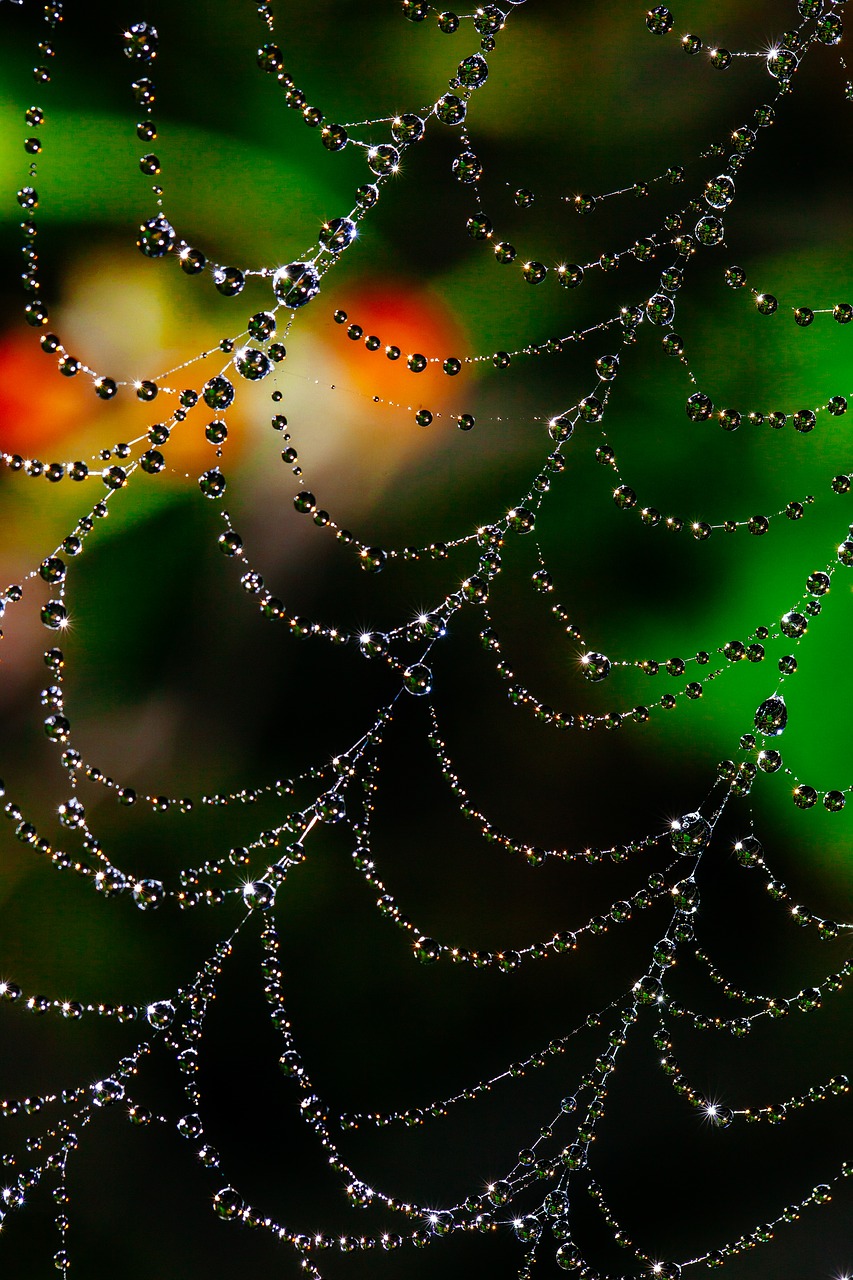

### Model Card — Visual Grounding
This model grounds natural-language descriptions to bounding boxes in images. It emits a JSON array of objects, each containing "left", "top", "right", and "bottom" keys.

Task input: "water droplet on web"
[
  {"left": 213, "top": 1188, "right": 244, "bottom": 1220},
  {"left": 367, "top": 144, "right": 400, "bottom": 176},
  {"left": 457, "top": 54, "right": 488, "bottom": 88},
  {"left": 318, "top": 217, "right": 356, "bottom": 253},
  {"left": 581, "top": 652, "right": 610, "bottom": 682},
  {"left": 273, "top": 262, "right": 320, "bottom": 308},
  {"left": 199, "top": 468, "right": 227, "bottom": 499},
  {"left": 670, "top": 812, "right": 711, "bottom": 855},
  {"left": 243, "top": 881, "right": 274, "bottom": 910},
  {"left": 695, "top": 214, "right": 724, "bottom": 245},
  {"left": 202, "top": 376, "right": 235, "bottom": 409},
  {"left": 146, "top": 1000, "right": 175, "bottom": 1028},
  {"left": 132, "top": 879, "right": 165, "bottom": 910},
  {"left": 404, "top": 664, "right": 433, "bottom": 695},
  {"left": 704, "top": 174, "right": 735, "bottom": 208},
  {"left": 646, "top": 293, "right": 675, "bottom": 325},
  {"left": 392, "top": 113, "right": 425, "bottom": 143},
  {"left": 123, "top": 22, "right": 158, "bottom": 62},
  {"left": 248, "top": 312, "right": 276, "bottom": 341},
  {"left": 435, "top": 93, "right": 466, "bottom": 125},
  {"left": 754, "top": 695, "right": 787, "bottom": 736},
  {"left": 91, "top": 1078, "right": 125, "bottom": 1106},
  {"left": 137, "top": 215, "right": 175, "bottom": 257},
  {"left": 235, "top": 348, "right": 271, "bottom": 380}
]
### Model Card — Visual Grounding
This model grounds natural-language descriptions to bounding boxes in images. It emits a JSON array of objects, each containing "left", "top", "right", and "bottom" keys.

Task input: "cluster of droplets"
[{"left": 1, "top": 2, "right": 851, "bottom": 1279}]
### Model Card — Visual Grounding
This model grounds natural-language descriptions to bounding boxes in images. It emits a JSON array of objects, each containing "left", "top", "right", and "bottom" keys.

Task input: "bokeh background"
[{"left": 0, "top": 1, "right": 851, "bottom": 1277}]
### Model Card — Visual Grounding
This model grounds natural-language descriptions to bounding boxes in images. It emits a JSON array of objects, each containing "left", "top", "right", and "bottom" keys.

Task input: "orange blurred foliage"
[
  {"left": 0, "top": 330, "right": 100, "bottom": 458},
  {"left": 329, "top": 282, "right": 470, "bottom": 418}
]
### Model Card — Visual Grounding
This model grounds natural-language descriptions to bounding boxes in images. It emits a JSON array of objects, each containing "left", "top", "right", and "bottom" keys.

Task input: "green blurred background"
[{"left": 0, "top": 1, "right": 850, "bottom": 1277}]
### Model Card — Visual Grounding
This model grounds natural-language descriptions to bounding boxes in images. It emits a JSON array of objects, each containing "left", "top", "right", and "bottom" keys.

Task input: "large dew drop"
[
  {"left": 754, "top": 694, "right": 787, "bottom": 736},
  {"left": 670, "top": 812, "right": 711, "bottom": 855},
  {"left": 273, "top": 262, "right": 320, "bottom": 309}
]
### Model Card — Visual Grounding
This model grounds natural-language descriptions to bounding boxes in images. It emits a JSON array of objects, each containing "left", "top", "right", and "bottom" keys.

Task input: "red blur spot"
[
  {"left": 0, "top": 330, "right": 98, "bottom": 457},
  {"left": 330, "top": 283, "right": 468, "bottom": 413}
]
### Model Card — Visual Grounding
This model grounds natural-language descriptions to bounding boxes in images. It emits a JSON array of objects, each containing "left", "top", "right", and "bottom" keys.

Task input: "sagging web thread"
[{"left": 0, "top": 1, "right": 851, "bottom": 1277}]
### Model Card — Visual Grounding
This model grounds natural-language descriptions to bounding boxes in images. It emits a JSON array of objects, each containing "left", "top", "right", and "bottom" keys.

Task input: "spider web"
[{"left": 0, "top": 1, "right": 851, "bottom": 1278}]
